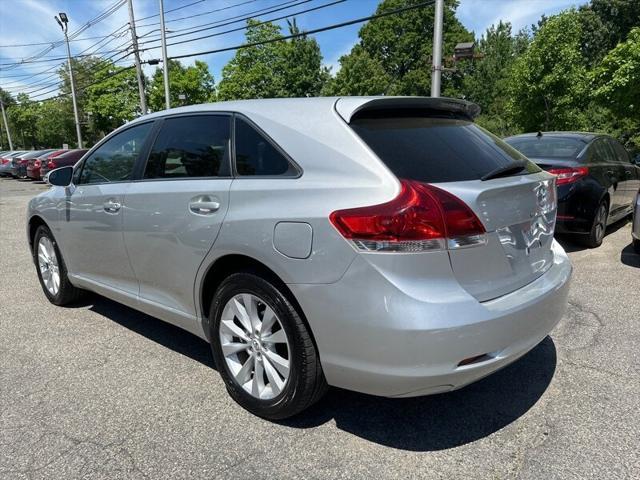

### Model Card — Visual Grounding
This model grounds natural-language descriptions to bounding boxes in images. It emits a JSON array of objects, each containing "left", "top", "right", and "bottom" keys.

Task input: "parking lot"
[{"left": 1, "top": 177, "right": 638, "bottom": 479}]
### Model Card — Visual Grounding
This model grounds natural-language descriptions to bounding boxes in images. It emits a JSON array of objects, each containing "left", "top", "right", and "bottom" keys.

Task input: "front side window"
[
  {"left": 144, "top": 115, "right": 231, "bottom": 179},
  {"left": 234, "top": 117, "right": 297, "bottom": 176},
  {"left": 78, "top": 123, "right": 152, "bottom": 184}
]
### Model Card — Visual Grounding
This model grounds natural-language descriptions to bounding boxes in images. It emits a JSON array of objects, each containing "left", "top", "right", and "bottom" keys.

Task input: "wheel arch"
[
  {"left": 198, "top": 254, "right": 315, "bottom": 345},
  {"left": 27, "top": 215, "right": 49, "bottom": 253}
]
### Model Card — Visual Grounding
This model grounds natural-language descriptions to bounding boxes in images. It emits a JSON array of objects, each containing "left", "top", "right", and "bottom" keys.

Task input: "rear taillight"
[
  {"left": 48, "top": 160, "right": 56, "bottom": 169},
  {"left": 1, "top": 159, "right": 8, "bottom": 165},
  {"left": 329, "top": 179, "right": 486, "bottom": 252},
  {"left": 548, "top": 167, "right": 588, "bottom": 185},
  {"left": 34, "top": 160, "right": 41, "bottom": 168}
]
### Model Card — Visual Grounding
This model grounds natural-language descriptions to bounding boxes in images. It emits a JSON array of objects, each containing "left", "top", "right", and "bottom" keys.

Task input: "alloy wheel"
[
  {"left": 37, "top": 236, "right": 60, "bottom": 296},
  {"left": 219, "top": 293, "right": 291, "bottom": 400},
  {"left": 594, "top": 204, "right": 607, "bottom": 242}
]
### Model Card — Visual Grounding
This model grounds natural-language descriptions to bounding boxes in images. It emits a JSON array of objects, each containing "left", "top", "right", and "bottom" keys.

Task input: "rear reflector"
[
  {"left": 330, "top": 179, "right": 486, "bottom": 252},
  {"left": 548, "top": 166, "right": 588, "bottom": 185}
]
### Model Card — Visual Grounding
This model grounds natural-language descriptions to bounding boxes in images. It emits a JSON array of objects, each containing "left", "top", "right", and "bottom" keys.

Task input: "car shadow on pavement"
[
  {"left": 282, "top": 337, "right": 557, "bottom": 451},
  {"left": 556, "top": 217, "right": 631, "bottom": 253},
  {"left": 74, "top": 295, "right": 556, "bottom": 451},
  {"left": 85, "top": 295, "right": 216, "bottom": 370},
  {"left": 620, "top": 243, "right": 640, "bottom": 268}
]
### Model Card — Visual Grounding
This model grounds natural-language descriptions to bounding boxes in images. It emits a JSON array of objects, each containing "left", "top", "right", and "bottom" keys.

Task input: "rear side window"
[
  {"left": 351, "top": 115, "right": 539, "bottom": 183},
  {"left": 590, "top": 138, "right": 616, "bottom": 164},
  {"left": 78, "top": 122, "right": 152, "bottom": 184},
  {"left": 144, "top": 115, "right": 231, "bottom": 179},
  {"left": 608, "top": 138, "right": 631, "bottom": 164},
  {"left": 234, "top": 117, "right": 297, "bottom": 176}
]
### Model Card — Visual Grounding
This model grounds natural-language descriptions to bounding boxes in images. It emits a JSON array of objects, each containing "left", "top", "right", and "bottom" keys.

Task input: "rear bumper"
[
  {"left": 290, "top": 240, "right": 572, "bottom": 397},
  {"left": 554, "top": 182, "right": 601, "bottom": 234},
  {"left": 26, "top": 166, "right": 41, "bottom": 179}
]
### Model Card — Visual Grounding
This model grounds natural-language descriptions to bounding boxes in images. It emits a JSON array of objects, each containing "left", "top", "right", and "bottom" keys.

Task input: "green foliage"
[
  {"left": 148, "top": 60, "right": 216, "bottom": 111},
  {"left": 322, "top": 45, "right": 390, "bottom": 95},
  {"left": 85, "top": 64, "right": 140, "bottom": 136},
  {"left": 217, "top": 19, "right": 328, "bottom": 100},
  {"left": 592, "top": 27, "right": 640, "bottom": 151},
  {"left": 506, "top": 10, "right": 590, "bottom": 132},
  {"left": 327, "top": 0, "right": 473, "bottom": 96}
]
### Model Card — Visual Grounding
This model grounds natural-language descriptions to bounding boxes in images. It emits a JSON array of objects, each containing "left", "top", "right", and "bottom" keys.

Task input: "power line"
[
  {"left": 138, "top": 0, "right": 344, "bottom": 51},
  {"left": 165, "top": 0, "right": 436, "bottom": 61},
  {"left": 136, "top": 0, "right": 260, "bottom": 27},
  {"left": 137, "top": 0, "right": 312, "bottom": 45}
]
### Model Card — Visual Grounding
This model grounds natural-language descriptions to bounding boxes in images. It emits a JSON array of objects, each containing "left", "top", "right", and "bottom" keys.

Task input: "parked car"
[
  {"left": 0, "top": 151, "right": 28, "bottom": 176},
  {"left": 28, "top": 97, "right": 572, "bottom": 419},
  {"left": 40, "top": 149, "right": 88, "bottom": 179},
  {"left": 27, "top": 149, "right": 68, "bottom": 181},
  {"left": 505, "top": 132, "right": 640, "bottom": 247},
  {"left": 12, "top": 150, "right": 57, "bottom": 178},
  {"left": 633, "top": 189, "right": 640, "bottom": 253}
]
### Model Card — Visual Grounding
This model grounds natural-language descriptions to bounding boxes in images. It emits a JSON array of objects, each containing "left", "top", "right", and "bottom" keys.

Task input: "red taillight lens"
[
  {"left": 1, "top": 159, "right": 8, "bottom": 165},
  {"left": 330, "top": 179, "right": 486, "bottom": 252},
  {"left": 48, "top": 160, "right": 56, "bottom": 169},
  {"left": 548, "top": 167, "right": 588, "bottom": 185},
  {"left": 34, "top": 160, "right": 41, "bottom": 168}
]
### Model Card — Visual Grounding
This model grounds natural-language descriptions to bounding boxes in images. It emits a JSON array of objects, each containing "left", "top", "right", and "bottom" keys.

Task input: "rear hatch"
[{"left": 347, "top": 102, "right": 557, "bottom": 302}]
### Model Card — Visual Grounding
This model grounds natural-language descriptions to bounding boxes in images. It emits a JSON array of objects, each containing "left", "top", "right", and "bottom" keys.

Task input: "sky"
[{"left": 0, "top": 0, "right": 588, "bottom": 100}]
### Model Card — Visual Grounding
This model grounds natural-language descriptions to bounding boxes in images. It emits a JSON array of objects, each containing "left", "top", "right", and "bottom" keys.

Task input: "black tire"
[
  {"left": 33, "top": 225, "right": 85, "bottom": 306},
  {"left": 209, "top": 272, "right": 327, "bottom": 420},
  {"left": 633, "top": 238, "right": 640, "bottom": 254},
  {"left": 581, "top": 200, "right": 608, "bottom": 248}
]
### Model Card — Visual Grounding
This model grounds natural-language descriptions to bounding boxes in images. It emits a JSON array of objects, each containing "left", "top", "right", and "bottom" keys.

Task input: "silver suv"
[{"left": 28, "top": 97, "right": 572, "bottom": 419}]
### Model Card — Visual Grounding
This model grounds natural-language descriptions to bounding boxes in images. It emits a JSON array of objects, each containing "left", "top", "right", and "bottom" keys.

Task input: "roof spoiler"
[{"left": 335, "top": 96, "right": 481, "bottom": 122}]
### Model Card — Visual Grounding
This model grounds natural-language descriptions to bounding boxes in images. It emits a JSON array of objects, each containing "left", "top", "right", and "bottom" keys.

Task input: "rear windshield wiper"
[{"left": 481, "top": 160, "right": 529, "bottom": 181}]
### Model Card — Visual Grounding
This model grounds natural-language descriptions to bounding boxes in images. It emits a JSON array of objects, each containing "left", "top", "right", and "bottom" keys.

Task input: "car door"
[
  {"left": 122, "top": 114, "right": 233, "bottom": 327},
  {"left": 60, "top": 122, "right": 154, "bottom": 294},
  {"left": 609, "top": 138, "right": 640, "bottom": 209},
  {"left": 590, "top": 137, "right": 626, "bottom": 216}
]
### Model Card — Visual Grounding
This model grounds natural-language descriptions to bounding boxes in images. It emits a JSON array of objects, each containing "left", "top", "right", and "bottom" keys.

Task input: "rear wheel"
[
  {"left": 210, "top": 272, "right": 327, "bottom": 419},
  {"left": 581, "top": 201, "right": 608, "bottom": 248},
  {"left": 33, "top": 225, "right": 84, "bottom": 305},
  {"left": 634, "top": 238, "right": 640, "bottom": 254}
]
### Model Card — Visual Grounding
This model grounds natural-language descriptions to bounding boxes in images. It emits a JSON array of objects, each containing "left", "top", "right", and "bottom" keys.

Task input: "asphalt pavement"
[{"left": 1, "top": 178, "right": 638, "bottom": 479}]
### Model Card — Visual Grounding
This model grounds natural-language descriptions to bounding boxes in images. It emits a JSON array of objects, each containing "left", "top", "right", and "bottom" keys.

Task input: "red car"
[
  {"left": 40, "top": 149, "right": 88, "bottom": 179},
  {"left": 27, "top": 149, "right": 68, "bottom": 180}
]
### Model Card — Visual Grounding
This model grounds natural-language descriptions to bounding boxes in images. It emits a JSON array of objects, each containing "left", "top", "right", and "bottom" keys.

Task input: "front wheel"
[
  {"left": 581, "top": 201, "right": 608, "bottom": 248},
  {"left": 33, "top": 225, "right": 85, "bottom": 305},
  {"left": 210, "top": 272, "right": 327, "bottom": 419}
]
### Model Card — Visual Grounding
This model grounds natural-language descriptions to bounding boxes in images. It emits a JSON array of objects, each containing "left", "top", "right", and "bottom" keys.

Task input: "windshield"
[
  {"left": 505, "top": 136, "right": 585, "bottom": 159},
  {"left": 350, "top": 115, "right": 540, "bottom": 183}
]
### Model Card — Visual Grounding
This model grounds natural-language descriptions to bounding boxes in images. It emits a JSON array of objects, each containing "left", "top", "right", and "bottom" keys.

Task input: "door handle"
[
  {"left": 103, "top": 200, "right": 122, "bottom": 213},
  {"left": 189, "top": 200, "right": 220, "bottom": 215}
]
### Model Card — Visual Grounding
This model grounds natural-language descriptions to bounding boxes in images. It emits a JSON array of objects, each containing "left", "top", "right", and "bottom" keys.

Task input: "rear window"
[
  {"left": 505, "top": 136, "right": 584, "bottom": 159},
  {"left": 350, "top": 115, "right": 539, "bottom": 183}
]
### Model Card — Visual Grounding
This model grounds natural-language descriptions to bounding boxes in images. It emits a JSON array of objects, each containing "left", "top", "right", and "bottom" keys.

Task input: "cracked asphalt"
[{"left": 1, "top": 178, "right": 639, "bottom": 479}]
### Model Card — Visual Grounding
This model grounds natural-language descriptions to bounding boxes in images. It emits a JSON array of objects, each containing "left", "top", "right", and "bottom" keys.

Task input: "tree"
[
  {"left": 332, "top": 0, "right": 473, "bottom": 95},
  {"left": 7, "top": 94, "right": 40, "bottom": 149},
  {"left": 85, "top": 63, "right": 140, "bottom": 137},
  {"left": 35, "top": 100, "right": 75, "bottom": 148},
  {"left": 461, "top": 22, "right": 529, "bottom": 135},
  {"left": 217, "top": 19, "right": 328, "bottom": 100},
  {"left": 507, "top": 10, "right": 589, "bottom": 132},
  {"left": 148, "top": 59, "right": 215, "bottom": 111},
  {"left": 322, "top": 45, "right": 390, "bottom": 95},
  {"left": 592, "top": 27, "right": 640, "bottom": 151}
]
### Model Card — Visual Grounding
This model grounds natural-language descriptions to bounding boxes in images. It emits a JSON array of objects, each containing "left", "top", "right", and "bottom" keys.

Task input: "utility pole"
[
  {"left": 0, "top": 98, "right": 13, "bottom": 150},
  {"left": 126, "top": 0, "right": 147, "bottom": 114},
  {"left": 430, "top": 0, "right": 444, "bottom": 98},
  {"left": 55, "top": 13, "right": 83, "bottom": 148},
  {"left": 158, "top": 0, "right": 171, "bottom": 110}
]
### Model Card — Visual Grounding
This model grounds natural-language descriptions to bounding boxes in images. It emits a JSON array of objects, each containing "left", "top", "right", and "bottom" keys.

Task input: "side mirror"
[{"left": 45, "top": 165, "right": 74, "bottom": 187}]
